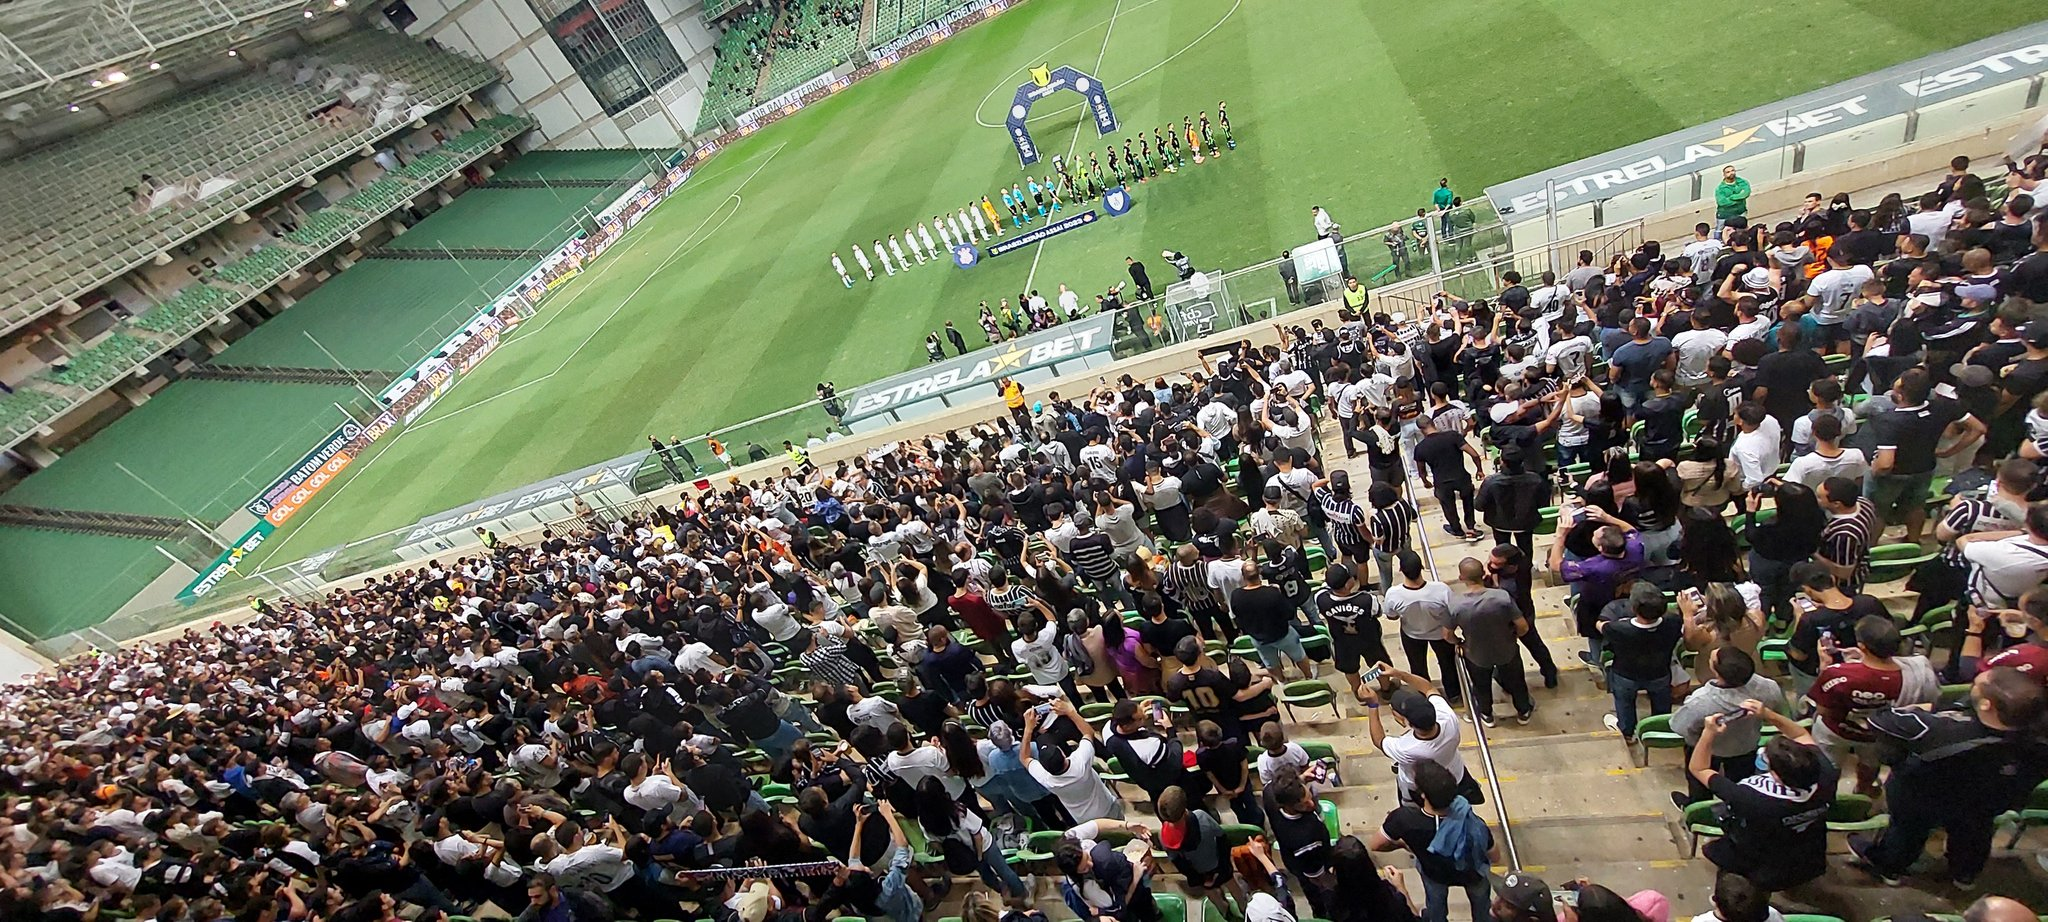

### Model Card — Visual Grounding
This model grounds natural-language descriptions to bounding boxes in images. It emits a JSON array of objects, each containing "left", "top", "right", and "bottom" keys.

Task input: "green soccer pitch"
[{"left": 251, "top": 0, "right": 2047, "bottom": 567}]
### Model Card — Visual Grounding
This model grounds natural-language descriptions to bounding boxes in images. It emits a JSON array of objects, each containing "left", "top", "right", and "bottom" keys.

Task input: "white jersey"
[
  {"left": 948, "top": 214, "right": 967, "bottom": 242},
  {"left": 887, "top": 237, "right": 907, "bottom": 265},
  {"left": 831, "top": 255, "right": 848, "bottom": 276},
  {"left": 934, "top": 219, "right": 954, "bottom": 249},
  {"left": 917, "top": 225, "right": 938, "bottom": 255},
  {"left": 852, "top": 246, "right": 873, "bottom": 271},
  {"left": 961, "top": 208, "right": 981, "bottom": 236}
]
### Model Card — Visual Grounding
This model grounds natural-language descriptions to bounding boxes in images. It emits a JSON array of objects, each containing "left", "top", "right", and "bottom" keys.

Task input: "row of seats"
[
  {"left": 869, "top": 0, "right": 962, "bottom": 47},
  {"left": 40, "top": 335, "right": 160, "bottom": 393},
  {"left": 0, "top": 115, "right": 534, "bottom": 451},
  {"left": 697, "top": 8, "right": 774, "bottom": 131},
  {"left": 0, "top": 30, "right": 502, "bottom": 334},
  {"left": 335, "top": 178, "right": 417, "bottom": 215},
  {"left": 284, "top": 211, "right": 364, "bottom": 251},
  {"left": 128, "top": 284, "right": 236, "bottom": 339},
  {"left": 759, "top": 0, "right": 865, "bottom": 99},
  {"left": 0, "top": 389, "right": 69, "bottom": 444},
  {"left": 702, "top": 0, "right": 753, "bottom": 20},
  {"left": 696, "top": 0, "right": 981, "bottom": 132}
]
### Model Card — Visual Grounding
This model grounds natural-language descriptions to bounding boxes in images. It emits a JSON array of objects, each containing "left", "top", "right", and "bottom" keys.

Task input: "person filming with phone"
[{"left": 1687, "top": 699, "right": 1838, "bottom": 893}]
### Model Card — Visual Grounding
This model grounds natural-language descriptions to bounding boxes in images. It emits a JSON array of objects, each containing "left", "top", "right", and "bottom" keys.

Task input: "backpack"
[
  {"left": 1063, "top": 630, "right": 1096, "bottom": 675},
  {"left": 939, "top": 830, "right": 980, "bottom": 875}
]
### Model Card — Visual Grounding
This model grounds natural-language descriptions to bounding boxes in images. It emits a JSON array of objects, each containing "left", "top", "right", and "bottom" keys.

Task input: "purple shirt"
[{"left": 1559, "top": 531, "right": 1645, "bottom": 610}]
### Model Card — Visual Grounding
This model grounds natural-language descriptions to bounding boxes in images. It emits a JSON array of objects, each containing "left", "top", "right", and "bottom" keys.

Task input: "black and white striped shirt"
[
  {"left": 802, "top": 638, "right": 869, "bottom": 691},
  {"left": 1163, "top": 560, "right": 1222, "bottom": 614},
  {"left": 1819, "top": 498, "right": 1880, "bottom": 593},
  {"left": 1372, "top": 499, "right": 1419, "bottom": 555},
  {"left": 1317, "top": 487, "right": 1367, "bottom": 548}
]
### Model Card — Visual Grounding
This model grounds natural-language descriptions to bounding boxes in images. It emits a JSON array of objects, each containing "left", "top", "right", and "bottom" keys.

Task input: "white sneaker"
[{"left": 1602, "top": 713, "right": 1621, "bottom": 732}]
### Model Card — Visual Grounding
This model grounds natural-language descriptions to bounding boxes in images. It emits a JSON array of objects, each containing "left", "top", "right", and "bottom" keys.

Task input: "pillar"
[
  {"left": 113, "top": 383, "right": 150, "bottom": 407},
  {"left": 16, "top": 443, "right": 58, "bottom": 467}
]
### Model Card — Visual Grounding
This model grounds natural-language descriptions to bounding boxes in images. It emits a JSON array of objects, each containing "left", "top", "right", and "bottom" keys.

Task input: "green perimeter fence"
[{"left": 23, "top": 198, "right": 1647, "bottom": 661}]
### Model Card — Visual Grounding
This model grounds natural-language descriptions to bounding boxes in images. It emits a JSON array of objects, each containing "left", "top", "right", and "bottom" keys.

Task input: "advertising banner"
[
  {"left": 1486, "top": 21, "right": 2048, "bottom": 220},
  {"left": 402, "top": 452, "right": 651, "bottom": 543},
  {"left": 177, "top": 522, "right": 275, "bottom": 602},
  {"left": 247, "top": 420, "right": 362, "bottom": 519},
  {"left": 984, "top": 210, "right": 1099, "bottom": 257},
  {"left": 840, "top": 312, "right": 1118, "bottom": 425}
]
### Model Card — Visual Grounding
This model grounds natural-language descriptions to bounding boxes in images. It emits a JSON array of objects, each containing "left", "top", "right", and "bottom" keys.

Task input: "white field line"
[
  {"left": 258, "top": 143, "right": 784, "bottom": 558},
  {"left": 407, "top": 143, "right": 784, "bottom": 431},
  {"left": 1023, "top": 0, "right": 1121, "bottom": 293}
]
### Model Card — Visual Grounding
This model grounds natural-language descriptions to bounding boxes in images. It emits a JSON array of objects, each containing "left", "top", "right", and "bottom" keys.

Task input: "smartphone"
[
  {"left": 1359, "top": 664, "right": 1386, "bottom": 685},
  {"left": 1791, "top": 596, "right": 1817, "bottom": 614},
  {"left": 1148, "top": 700, "right": 1169, "bottom": 726},
  {"left": 1681, "top": 587, "right": 1705, "bottom": 608}
]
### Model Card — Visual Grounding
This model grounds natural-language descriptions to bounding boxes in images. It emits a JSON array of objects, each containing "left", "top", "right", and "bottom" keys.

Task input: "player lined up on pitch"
[{"left": 829, "top": 103, "right": 1237, "bottom": 286}]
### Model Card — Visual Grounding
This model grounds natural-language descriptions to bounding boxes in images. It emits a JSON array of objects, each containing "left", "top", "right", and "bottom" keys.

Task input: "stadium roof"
[{"left": 0, "top": 0, "right": 352, "bottom": 115}]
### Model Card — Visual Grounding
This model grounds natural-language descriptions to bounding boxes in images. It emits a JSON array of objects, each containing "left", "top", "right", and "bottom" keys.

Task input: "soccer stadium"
[{"left": 3, "top": 0, "right": 2048, "bottom": 918}]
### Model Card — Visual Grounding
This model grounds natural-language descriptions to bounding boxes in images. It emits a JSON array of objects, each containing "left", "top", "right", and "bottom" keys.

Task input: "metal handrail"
[{"left": 1395, "top": 442, "right": 1522, "bottom": 870}]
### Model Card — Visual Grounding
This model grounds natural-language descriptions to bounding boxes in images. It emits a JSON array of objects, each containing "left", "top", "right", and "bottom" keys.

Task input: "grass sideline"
[{"left": 246, "top": 0, "right": 2048, "bottom": 569}]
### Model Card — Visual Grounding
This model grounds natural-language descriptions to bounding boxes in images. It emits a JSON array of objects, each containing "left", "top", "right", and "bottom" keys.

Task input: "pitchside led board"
[{"left": 1007, "top": 64, "right": 1118, "bottom": 168}]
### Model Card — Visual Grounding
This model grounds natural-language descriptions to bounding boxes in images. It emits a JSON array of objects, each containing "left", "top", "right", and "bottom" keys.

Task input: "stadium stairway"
[
  {"left": 184, "top": 364, "right": 395, "bottom": 389},
  {"left": 0, "top": 504, "right": 196, "bottom": 541}
]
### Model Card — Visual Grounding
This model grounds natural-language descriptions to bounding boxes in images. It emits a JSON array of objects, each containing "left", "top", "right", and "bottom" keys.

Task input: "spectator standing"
[
  {"left": 1870, "top": 367, "right": 1984, "bottom": 544},
  {"left": 1413, "top": 415, "right": 1485, "bottom": 540},
  {"left": 1850, "top": 668, "right": 2048, "bottom": 887},
  {"left": 1549, "top": 513, "right": 1644, "bottom": 667},
  {"left": 1670, "top": 647, "right": 1786, "bottom": 807},
  {"left": 1598, "top": 584, "right": 1683, "bottom": 742},
  {"left": 1714, "top": 166, "right": 1751, "bottom": 230},
  {"left": 1808, "top": 615, "right": 1940, "bottom": 795},
  {"left": 1368, "top": 761, "right": 1496, "bottom": 922},
  {"left": 1608, "top": 318, "right": 1674, "bottom": 409},
  {"left": 1815, "top": 477, "right": 1880, "bottom": 594},
  {"left": 1689, "top": 702, "right": 1838, "bottom": 892},
  {"left": 1445, "top": 557, "right": 1534, "bottom": 726},
  {"left": 1385, "top": 550, "right": 1459, "bottom": 700},
  {"left": 1363, "top": 664, "right": 1476, "bottom": 806}
]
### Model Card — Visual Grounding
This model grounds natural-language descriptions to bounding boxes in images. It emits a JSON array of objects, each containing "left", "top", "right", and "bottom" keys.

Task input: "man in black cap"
[
  {"left": 1488, "top": 870, "right": 1557, "bottom": 922},
  {"left": 1362, "top": 663, "right": 1479, "bottom": 807},
  {"left": 1316, "top": 563, "right": 1388, "bottom": 704}
]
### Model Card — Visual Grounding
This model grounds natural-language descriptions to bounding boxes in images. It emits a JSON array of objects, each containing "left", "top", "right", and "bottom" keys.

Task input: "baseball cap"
[
  {"left": 2026, "top": 322, "right": 2048, "bottom": 348},
  {"left": 1390, "top": 689, "right": 1437, "bottom": 729},
  {"left": 1324, "top": 562, "right": 1354, "bottom": 591},
  {"left": 1949, "top": 363, "right": 1996, "bottom": 388},
  {"left": 1490, "top": 871, "right": 1559, "bottom": 922},
  {"left": 1958, "top": 283, "right": 2000, "bottom": 304}
]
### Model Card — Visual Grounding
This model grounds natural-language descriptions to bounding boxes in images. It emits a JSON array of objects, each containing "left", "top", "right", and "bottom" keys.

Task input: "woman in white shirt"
[
  {"left": 1380, "top": 550, "right": 1459, "bottom": 703},
  {"left": 914, "top": 776, "right": 1029, "bottom": 900}
]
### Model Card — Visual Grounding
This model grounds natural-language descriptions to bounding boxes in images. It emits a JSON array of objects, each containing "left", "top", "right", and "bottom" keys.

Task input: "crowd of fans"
[{"left": 5, "top": 148, "right": 2048, "bottom": 922}]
